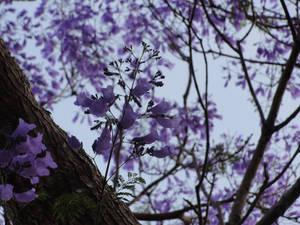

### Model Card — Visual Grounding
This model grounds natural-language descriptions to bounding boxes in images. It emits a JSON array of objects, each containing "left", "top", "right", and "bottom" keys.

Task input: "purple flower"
[
  {"left": 255, "top": 86, "right": 265, "bottom": 96},
  {"left": 20, "top": 164, "right": 39, "bottom": 177},
  {"left": 0, "top": 184, "right": 13, "bottom": 201},
  {"left": 14, "top": 188, "right": 37, "bottom": 203},
  {"left": 41, "top": 152, "right": 57, "bottom": 169},
  {"left": 11, "top": 119, "right": 36, "bottom": 138},
  {"left": 101, "top": 12, "right": 114, "bottom": 23},
  {"left": 92, "top": 127, "right": 111, "bottom": 155},
  {"left": 123, "top": 157, "right": 135, "bottom": 171},
  {"left": 150, "top": 100, "right": 171, "bottom": 114},
  {"left": 233, "top": 160, "right": 249, "bottom": 175},
  {"left": 289, "top": 85, "right": 300, "bottom": 99},
  {"left": 74, "top": 92, "right": 93, "bottom": 108},
  {"left": 132, "top": 78, "right": 152, "bottom": 97},
  {"left": 31, "top": 177, "right": 39, "bottom": 184},
  {"left": 102, "top": 85, "right": 115, "bottom": 103},
  {"left": 34, "top": 0, "right": 47, "bottom": 17},
  {"left": 68, "top": 135, "right": 82, "bottom": 150},
  {"left": 33, "top": 161, "right": 50, "bottom": 176},
  {"left": 132, "top": 130, "right": 159, "bottom": 144},
  {"left": 89, "top": 99, "right": 108, "bottom": 117},
  {"left": 46, "top": 66, "right": 59, "bottom": 77},
  {"left": 16, "top": 134, "right": 46, "bottom": 155},
  {"left": 33, "top": 152, "right": 57, "bottom": 176},
  {"left": 20, "top": 152, "right": 57, "bottom": 178},
  {"left": 154, "top": 198, "right": 175, "bottom": 213},
  {"left": 10, "top": 153, "right": 35, "bottom": 171},
  {"left": 156, "top": 117, "right": 180, "bottom": 128},
  {"left": 151, "top": 146, "right": 174, "bottom": 158},
  {"left": 120, "top": 104, "right": 138, "bottom": 129}
]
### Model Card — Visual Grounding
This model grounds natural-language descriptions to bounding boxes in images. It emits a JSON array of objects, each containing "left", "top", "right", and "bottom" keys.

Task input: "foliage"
[
  {"left": 53, "top": 193, "right": 96, "bottom": 223},
  {"left": 114, "top": 172, "right": 146, "bottom": 203}
]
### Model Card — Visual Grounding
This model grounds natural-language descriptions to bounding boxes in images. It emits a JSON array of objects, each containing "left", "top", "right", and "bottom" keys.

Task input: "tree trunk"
[{"left": 0, "top": 38, "right": 140, "bottom": 225}]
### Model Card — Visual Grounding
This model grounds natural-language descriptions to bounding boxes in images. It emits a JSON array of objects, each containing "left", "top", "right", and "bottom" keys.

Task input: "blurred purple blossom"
[
  {"left": 120, "top": 104, "right": 138, "bottom": 129},
  {"left": 34, "top": 0, "right": 47, "bottom": 18},
  {"left": 102, "top": 85, "right": 115, "bottom": 103},
  {"left": 156, "top": 117, "right": 180, "bottom": 128},
  {"left": 149, "top": 100, "right": 171, "bottom": 114},
  {"left": 74, "top": 92, "right": 93, "bottom": 108},
  {"left": 132, "top": 78, "right": 152, "bottom": 97},
  {"left": 132, "top": 130, "right": 159, "bottom": 144},
  {"left": 92, "top": 127, "right": 111, "bottom": 155},
  {"left": 0, "top": 184, "right": 13, "bottom": 201},
  {"left": 16, "top": 134, "right": 46, "bottom": 155},
  {"left": 14, "top": 188, "right": 37, "bottom": 203},
  {"left": 89, "top": 99, "right": 109, "bottom": 117},
  {"left": 11, "top": 118, "right": 36, "bottom": 138},
  {"left": 151, "top": 145, "right": 174, "bottom": 158},
  {"left": 68, "top": 135, "right": 82, "bottom": 150},
  {"left": 154, "top": 198, "right": 175, "bottom": 213}
]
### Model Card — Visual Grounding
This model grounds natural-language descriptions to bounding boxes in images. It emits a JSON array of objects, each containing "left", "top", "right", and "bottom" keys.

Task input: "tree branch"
[
  {"left": 237, "top": 42, "right": 265, "bottom": 123},
  {"left": 133, "top": 196, "right": 233, "bottom": 221},
  {"left": 255, "top": 177, "right": 300, "bottom": 225},
  {"left": 228, "top": 28, "right": 300, "bottom": 225},
  {"left": 279, "top": 0, "right": 297, "bottom": 41},
  {"left": 273, "top": 105, "right": 300, "bottom": 132}
]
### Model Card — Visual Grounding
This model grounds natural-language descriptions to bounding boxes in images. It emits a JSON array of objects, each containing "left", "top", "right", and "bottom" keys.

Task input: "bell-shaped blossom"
[
  {"left": 68, "top": 135, "right": 82, "bottom": 150},
  {"left": 151, "top": 146, "right": 174, "bottom": 158},
  {"left": 74, "top": 92, "right": 93, "bottom": 108},
  {"left": 132, "top": 78, "right": 152, "bottom": 97},
  {"left": 156, "top": 117, "right": 180, "bottom": 128},
  {"left": 92, "top": 127, "right": 111, "bottom": 155},
  {"left": 14, "top": 188, "right": 37, "bottom": 203},
  {"left": 132, "top": 130, "right": 159, "bottom": 144},
  {"left": 41, "top": 152, "right": 57, "bottom": 169},
  {"left": 31, "top": 177, "right": 39, "bottom": 185},
  {"left": 150, "top": 100, "right": 171, "bottom": 114},
  {"left": 11, "top": 118, "right": 36, "bottom": 138},
  {"left": 102, "top": 85, "right": 115, "bottom": 104},
  {"left": 20, "top": 165, "right": 39, "bottom": 178},
  {"left": 120, "top": 104, "right": 139, "bottom": 129},
  {"left": 16, "top": 134, "right": 46, "bottom": 155},
  {"left": 33, "top": 160, "right": 50, "bottom": 176},
  {"left": 20, "top": 152, "right": 57, "bottom": 178},
  {"left": 0, "top": 184, "right": 13, "bottom": 201},
  {"left": 89, "top": 99, "right": 108, "bottom": 117},
  {"left": 34, "top": 152, "right": 57, "bottom": 176},
  {"left": 10, "top": 153, "right": 35, "bottom": 171}
]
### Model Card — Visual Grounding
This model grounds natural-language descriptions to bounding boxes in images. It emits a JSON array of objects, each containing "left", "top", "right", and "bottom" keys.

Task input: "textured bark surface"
[{"left": 0, "top": 38, "right": 140, "bottom": 225}]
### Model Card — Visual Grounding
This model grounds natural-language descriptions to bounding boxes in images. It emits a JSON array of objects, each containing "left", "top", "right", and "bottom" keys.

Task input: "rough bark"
[{"left": 0, "top": 38, "right": 140, "bottom": 225}]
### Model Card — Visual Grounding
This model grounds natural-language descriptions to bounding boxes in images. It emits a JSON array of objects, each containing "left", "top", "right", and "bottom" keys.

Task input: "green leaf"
[{"left": 53, "top": 193, "right": 96, "bottom": 223}]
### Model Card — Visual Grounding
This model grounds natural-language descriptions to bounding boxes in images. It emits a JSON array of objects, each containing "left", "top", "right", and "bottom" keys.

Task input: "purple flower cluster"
[
  {"left": 74, "top": 87, "right": 114, "bottom": 118},
  {"left": 72, "top": 45, "right": 180, "bottom": 162},
  {"left": 0, "top": 119, "right": 57, "bottom": 202}
]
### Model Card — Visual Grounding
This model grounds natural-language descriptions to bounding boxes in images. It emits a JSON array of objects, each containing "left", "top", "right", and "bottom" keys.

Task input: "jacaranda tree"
[{"left": 0, "top": 0, "right": 300, "bottom": 224}]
